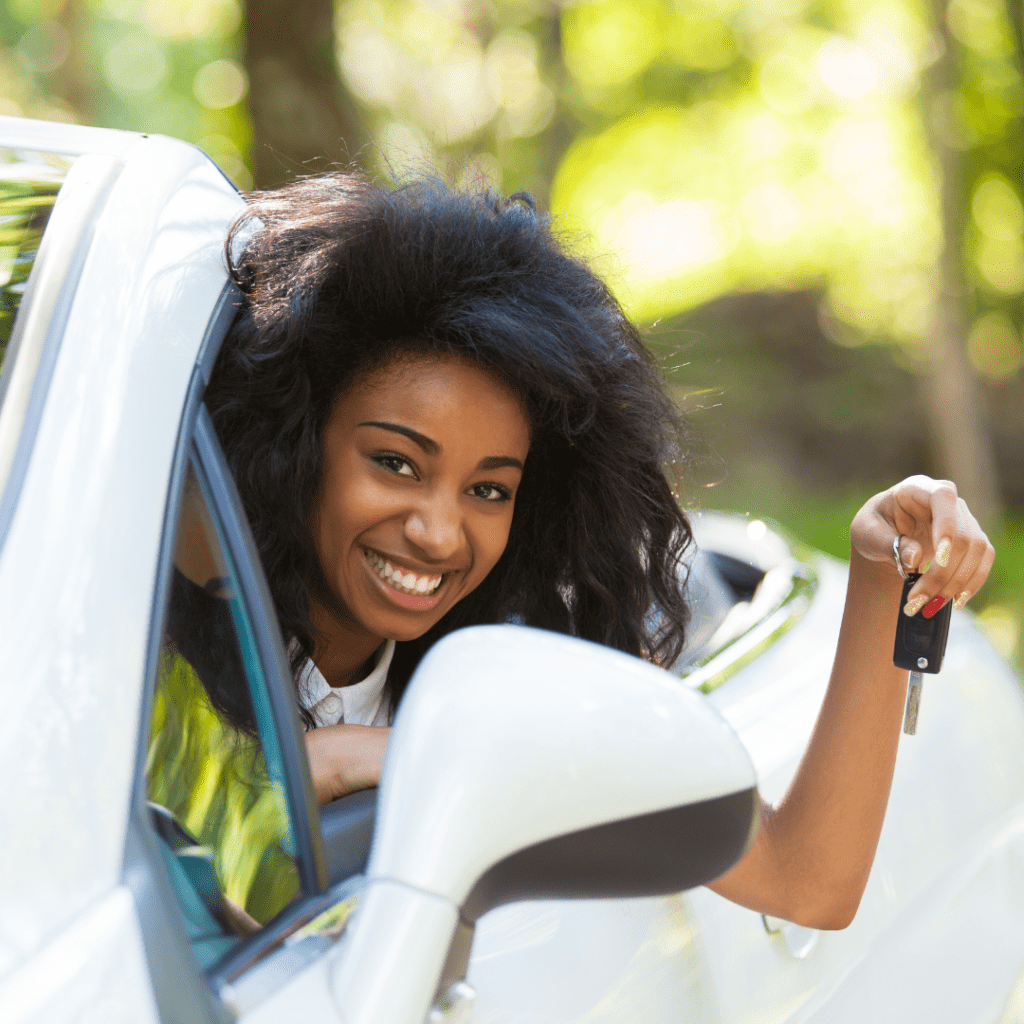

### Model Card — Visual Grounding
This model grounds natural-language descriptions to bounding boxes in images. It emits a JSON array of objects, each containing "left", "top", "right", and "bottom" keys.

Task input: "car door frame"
[{"left": 122, "top": 285, "right": 350, "bottom": 1023}]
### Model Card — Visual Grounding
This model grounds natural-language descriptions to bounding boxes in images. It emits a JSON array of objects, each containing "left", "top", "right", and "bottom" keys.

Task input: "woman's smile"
[
  {"left": 310, "top": 352, "right": 531, "bottom": 649},
  {"left": 363, "top": 547, "right": 446, "bottom": 608}
]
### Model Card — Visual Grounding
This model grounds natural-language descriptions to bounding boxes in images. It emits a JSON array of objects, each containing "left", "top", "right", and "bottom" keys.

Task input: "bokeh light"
[
  {"left": 968, "top": 312, "right": 1024, "bottom": 379},
  {"left": 193, "top": 58, "right": 247, "bottom": 109},
  {"left": 104, "top": 34, "right": 169, "bottom": 95}
]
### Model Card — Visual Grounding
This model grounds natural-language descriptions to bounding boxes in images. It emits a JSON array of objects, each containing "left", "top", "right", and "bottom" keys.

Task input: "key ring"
[{"left": 893, "top": 534, "right": 911, "bottom": 581}]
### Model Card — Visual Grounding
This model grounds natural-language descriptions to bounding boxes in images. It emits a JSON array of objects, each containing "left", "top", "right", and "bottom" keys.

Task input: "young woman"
[{"left": 204, "top": 173, "right": 995, "bottom": 931}]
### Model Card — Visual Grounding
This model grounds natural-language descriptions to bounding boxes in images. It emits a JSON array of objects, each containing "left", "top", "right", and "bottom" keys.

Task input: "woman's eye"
[
  {"left": 375, "top": 454, "right": 416, "bottom": 477},
  {"left": 471, "top": 482, "right": 512, "bottom": 502}
]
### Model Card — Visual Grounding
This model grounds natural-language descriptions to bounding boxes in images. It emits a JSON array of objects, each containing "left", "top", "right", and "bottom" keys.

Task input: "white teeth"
[{"left": 365, "top": 549, "right": 442, "bottom": 596}]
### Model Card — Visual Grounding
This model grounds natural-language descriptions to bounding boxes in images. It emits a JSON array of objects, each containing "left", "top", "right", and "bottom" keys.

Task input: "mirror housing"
[{"left": 333, "top": 626, "right": 758, "bottom": 1024}]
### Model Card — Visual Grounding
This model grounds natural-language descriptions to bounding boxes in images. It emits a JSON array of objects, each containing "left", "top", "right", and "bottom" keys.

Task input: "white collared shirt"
[{"left": 297, "top": 639, "right": 396, "bottom": 728}]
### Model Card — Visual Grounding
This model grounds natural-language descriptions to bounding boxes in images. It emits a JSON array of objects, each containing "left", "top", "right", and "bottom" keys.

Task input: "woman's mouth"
[{"left": 364, "top": 548, "right": 443, "bottom": 597}]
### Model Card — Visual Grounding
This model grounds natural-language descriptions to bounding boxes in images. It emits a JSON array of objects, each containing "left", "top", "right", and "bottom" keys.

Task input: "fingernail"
[
  {"left": 954, "top": 590, "right": 971, "bottom": 610},
  {"left": 922, "top": 595, "right": 947, "bottom": 619},
  {"left": 935, "top": 538, "right": 951, "bottom": 568},
  {"left": 904, "top": 595, "right": 927, "bottom": 617}
]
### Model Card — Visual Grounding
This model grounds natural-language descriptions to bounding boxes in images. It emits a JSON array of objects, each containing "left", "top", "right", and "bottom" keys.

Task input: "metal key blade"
[{"left": 903, "top": 671, "right": 924, "bottom": 735}]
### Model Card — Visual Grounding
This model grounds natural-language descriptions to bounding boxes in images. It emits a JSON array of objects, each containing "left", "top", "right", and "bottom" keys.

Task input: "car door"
[
  {"left": 0, "top": 121, "right": 223, "bottom": 1024},
  {"left": 0, "top": 116, "right": 378, "bottom": 1023},
  {"left": 128, "top": 394, "right": 370, "bottom": 1024}
]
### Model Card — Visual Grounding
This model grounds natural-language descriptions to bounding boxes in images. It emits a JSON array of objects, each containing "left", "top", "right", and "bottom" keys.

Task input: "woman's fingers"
[
  {"left": 896, "top": 534, "right": 922, "bottom": 574},
  {"left": 903, "top": 498, "right": 994, "bottom": 613},
  {"left": 953, "top": 545, "right": 996, "bottom": 610},
  {"left": 939, "top": 525, "right": 995, "bottom": 610},
  {"left": 851, "top": 486, "right": 921, "bottom": 565},
  {"left": 923, "top": 480, "right": 960, "bottom": 567},
  {"left": 852, "top": 475, "right": 995, "bottom": 614},
  {"left": 890, "top": 477, "right": 960, "bottom": 564},
  {"left": 888, "top": 477, "right": 957, "bottom": 558}
]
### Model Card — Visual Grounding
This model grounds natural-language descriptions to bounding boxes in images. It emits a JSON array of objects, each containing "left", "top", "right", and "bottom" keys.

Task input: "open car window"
[
  {"left": 147, "top": 454, "right": 301, "bottom": 968},
  {"left": 132, "top": 400, "right": 373, "bottom": 1020}
]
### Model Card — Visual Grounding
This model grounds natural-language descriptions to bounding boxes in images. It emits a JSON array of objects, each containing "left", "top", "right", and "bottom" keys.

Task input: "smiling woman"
[
  {"left": 204, "top": 171, "right": 995, "bottom": 930},
  {"left": 296, "top": 355, "right": 534, "bottom": 802},
  {"left": 204, "top": 173, "right": 694, "bottom": 805},
  {"left": 311, "top": 354, "right": 530, "bottom": 658}
]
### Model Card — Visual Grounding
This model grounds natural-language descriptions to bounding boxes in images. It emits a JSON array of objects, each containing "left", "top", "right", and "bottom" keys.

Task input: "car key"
[{"left": 893, "top": 573, "right": 953, "bottom": 735}]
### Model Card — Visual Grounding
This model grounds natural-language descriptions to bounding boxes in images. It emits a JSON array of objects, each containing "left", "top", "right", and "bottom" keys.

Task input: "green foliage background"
[{"left": 0, "top": 0, "right": 1019, "bottom": 664}]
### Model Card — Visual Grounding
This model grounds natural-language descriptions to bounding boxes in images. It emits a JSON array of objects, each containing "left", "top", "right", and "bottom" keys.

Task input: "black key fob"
[{"left": 893, "top": 573, "right": 953, "bottom": 673}]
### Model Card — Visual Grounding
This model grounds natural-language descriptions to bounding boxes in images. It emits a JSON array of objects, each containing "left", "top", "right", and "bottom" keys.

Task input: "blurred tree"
[
  {"left": 485, "top": 4, "right": 577, "bottom": 205},
  {"left": 0, "top": 0, "right": 257, "bottom": 189},
  {"left": 244, "top": 0, "right": 369, "bottom": 187},
  {"left": 333, "top": 0, "right": 569, "bottom": 197},
  {"left": 54, "top": 0, "right": 90, "bottom": 124},
  {"left": 931, "top": 0, "right": 1024, "bottom": 522},
  {"left": 919, "top": 0, "right": 1001, "bottom": 526}
]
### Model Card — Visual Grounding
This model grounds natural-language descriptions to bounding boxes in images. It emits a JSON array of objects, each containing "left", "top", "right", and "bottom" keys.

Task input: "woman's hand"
[
  {"left": 304, "top": 725, "right": 390, "bottom": 805},
  {"left": 850, "top": 475, "right": 995, "bottom": 615}
]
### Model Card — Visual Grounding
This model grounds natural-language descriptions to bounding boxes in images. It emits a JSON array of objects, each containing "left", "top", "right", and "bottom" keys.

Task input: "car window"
[
  {"left": 139, "top": 415, "right": 369, "bottom": 1016},
  {"left": 0, "top": 148, "right": 71, "bottom": 386},
  {"left": 147, "top": 453, "right": 301, "bottom": 969},
  {"left": 0, "top": 148, "right": 122, "bottom": 555}
]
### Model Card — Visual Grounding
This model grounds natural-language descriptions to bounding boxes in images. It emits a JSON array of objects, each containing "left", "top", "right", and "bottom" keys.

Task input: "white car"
[{"left": 2, "top": 116, "right": 1024, "bottom": 1024}]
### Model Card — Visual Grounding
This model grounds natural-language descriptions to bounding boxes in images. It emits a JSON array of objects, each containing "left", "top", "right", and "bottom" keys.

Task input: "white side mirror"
[{"left": 333, "top": 626, "right": 757, "bottom": 1024}]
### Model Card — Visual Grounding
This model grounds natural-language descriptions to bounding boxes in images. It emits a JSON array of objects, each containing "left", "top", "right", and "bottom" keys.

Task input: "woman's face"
[{"left": 313, "top": 353, "right": 531, "bottom": 645}]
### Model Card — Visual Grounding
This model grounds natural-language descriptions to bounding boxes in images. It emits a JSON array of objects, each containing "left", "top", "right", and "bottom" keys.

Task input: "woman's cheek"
[{"left": 479, "top": 511, "right": 516, "bottom": 579}]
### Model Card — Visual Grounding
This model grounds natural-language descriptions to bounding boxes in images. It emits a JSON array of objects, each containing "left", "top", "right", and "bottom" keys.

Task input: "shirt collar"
[{"left": 297, "top": 639, "right": 396, "bottom": 727}]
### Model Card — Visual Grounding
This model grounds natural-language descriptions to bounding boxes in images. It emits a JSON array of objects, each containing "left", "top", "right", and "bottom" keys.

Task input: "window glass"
[
  {"left": 147, "top": 456, "right": 300, "bottom": 968},
  {"left": 0, "top": 149, "right": 71, "bottom": 377}
]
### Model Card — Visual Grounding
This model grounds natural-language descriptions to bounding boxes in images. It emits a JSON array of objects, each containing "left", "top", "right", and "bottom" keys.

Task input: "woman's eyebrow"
[
  {"left": 478, "top": 455, "right": 523, "bottom": 471},
  {"left": 359, "top": 421, "right": 439, "bottom": 454},
  {"left": 359, "top": 422, "right": 522, "bottom": 470}
]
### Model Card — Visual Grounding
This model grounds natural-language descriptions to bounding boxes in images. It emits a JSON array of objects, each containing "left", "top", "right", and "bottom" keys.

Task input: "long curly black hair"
[{"left": 205, "top": 173, "right": 693, "bottom": 725}]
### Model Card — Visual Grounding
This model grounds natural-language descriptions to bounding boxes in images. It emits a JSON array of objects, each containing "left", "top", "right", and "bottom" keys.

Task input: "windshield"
[{"left": 0, "top": 148, "right": 73, "bottom": 406}]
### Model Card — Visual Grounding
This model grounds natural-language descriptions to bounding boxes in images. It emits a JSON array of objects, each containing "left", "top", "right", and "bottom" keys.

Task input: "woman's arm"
[
  {"left": 305, "top": 725, "right": 390, "bottom": 805},
  {"left": 708, "top": 476, "right": 995, "bottom": 929}
]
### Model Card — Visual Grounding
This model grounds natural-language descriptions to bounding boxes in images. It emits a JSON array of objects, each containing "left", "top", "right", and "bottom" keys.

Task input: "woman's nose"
[{"left": 404, "top": 493, "right": 464, "bottom": 560}]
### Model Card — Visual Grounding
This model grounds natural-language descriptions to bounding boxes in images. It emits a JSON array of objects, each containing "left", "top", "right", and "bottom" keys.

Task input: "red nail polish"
[{"left": 922, "top": 596, "right": 947, "bottom": 619}]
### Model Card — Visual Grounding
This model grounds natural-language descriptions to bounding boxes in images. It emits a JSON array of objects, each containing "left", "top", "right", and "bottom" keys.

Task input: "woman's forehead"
[
  {"left": 347, "top": 350, "right": 527, "bottom": 415},
  {"left": 333, "top": 351, "right": 532, "bottom": 449}
]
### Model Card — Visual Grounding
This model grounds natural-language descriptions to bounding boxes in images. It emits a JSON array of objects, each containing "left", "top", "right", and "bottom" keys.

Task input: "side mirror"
[{"left": 333, "top": 626, "right": 758, "bottom": 1024}]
